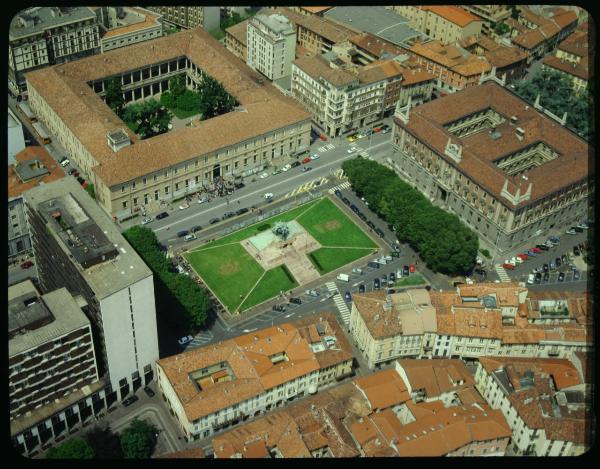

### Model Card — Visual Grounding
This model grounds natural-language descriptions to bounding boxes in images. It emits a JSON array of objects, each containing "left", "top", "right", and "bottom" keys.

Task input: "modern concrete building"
[
  {"left": 247, "top": 13, "right": 296, "bottom": 81},
  {"left": 390, "top": 81, "right": 591, "bottom": 254},
  {"left": 475, "top": 357, "right": 593, "bottom": 456},
  {"left": 147, "top": 6, "right": 220, "bottom": 32},
  {"left": 393, "top": 6, "right": 484, "bottom": 44},
  {"left": 94, "top": 6, "right": 162, "bottom": 53},
  {"left": 9, "top": 7, "right": 100, "bottom": 94},
  {"left": 8, "top": 146, "right": 66, "bottom": 262},
  {"left": 156, "top": 313, "right": 353, "bottom": 441},
  {"left": 8, "top": 108, "right": 26, "bottom": 165},
  {"left": 24, "top": 28, "right": 311, "bottom": 220},
  {"left": 9, "top": 280, "right": 101, "bottom": 456},
  {"left": 542, "top": 25, "right": 592, "bottom": 94},
  {"left": 24, "top": 177, "right": 159, "bottom": 402}
]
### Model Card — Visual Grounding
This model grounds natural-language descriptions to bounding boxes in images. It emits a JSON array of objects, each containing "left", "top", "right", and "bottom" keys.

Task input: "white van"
[{"left": 336, "top": 273, "right": 350, "bottom": 282}]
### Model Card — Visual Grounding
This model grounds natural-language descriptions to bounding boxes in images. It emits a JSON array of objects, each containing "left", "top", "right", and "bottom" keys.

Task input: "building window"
[{"left": 122, "top": 201, "right": 128, "bottom": 209}]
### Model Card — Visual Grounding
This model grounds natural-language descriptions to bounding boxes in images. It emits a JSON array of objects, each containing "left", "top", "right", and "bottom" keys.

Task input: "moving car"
[
  {"left": 143, "top": 386, "right": 155, "bottom": 398},
  {"left": 178, "top": 335, "right": 193, "bottom": 346},
  {"left": 502, "top": 263, "right": 515, "bottom": 270},
  {"left": 209, "top": 217, "right": 220, "bottom": 224},
  {"left": 156, "top": 212, "right": 169, "bottom": 220},
  {"left": 264, "top": 192, "right": 274, "bottom": 199},
  {"left": 20, "top": 260, "right": 34, "bottom": 269},
  {"left": 305, "top": 289, "right": 319, "bottom": 297},
  {"left": 352, "top": 267, "right": 363, "bottom": 275},
  {"left": 289, "top": 297, "right": 302, "bottom": 305},
  {"left": 184, "top": 234, "right": 196, "bottom": 241},
  {"left": 272, "top": 304, "right": 286, "bottom": 312},
  {"left": 302, "top": 166, "right": 312, "bottom": 172},
  {"left": 178, "top": 203, "right": 189, "bottom": 210},
  {"left": 122, "top": 395, "right": 139, "bottom": 407},
  {"left": 347, "top": 134, "right": 358, "bottom": 143},
  {"left": 347, "top": 147, "right": 359, "bottom": 154},
  {"left": 191, "top": 225, "right": 202, "bottom": 233},
  {"left": 177, "top": 230, "right": 189, "bottom": 238},
  {"left": 141, "top": 217, "right": 153, "bottom": 225}
]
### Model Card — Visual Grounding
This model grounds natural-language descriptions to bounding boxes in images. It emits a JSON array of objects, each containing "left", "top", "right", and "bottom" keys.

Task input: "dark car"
[
  {"left": 534, "top": 272, "right": 542, "bottom": 284},
  {"left": 367, "top": 221, "right": 376, "bottom": 229},
  {"left": 122, "top": 395, "right": 139, "bottom": 407},
  {"left": 272, "top": 304, "right": 286, "bottom": 312},
  {"left": 223, "top": 211, "right": 235, "bottom": 219},
  {"left": 177, "top": 230, "right": 189, "bottom": 238},
  {"left": 156, "top": 212, "right": 169, "bottom": 220},
  {"left": 389, "top": 272, "right": 396, "bottom": 282},
  {"left": 555, "top": 257, "right": 562, "bottom": 267},
  {"left": 403, "top": 265, "right": 410, "bottom": 277},
  {"left": 542, "top": 271, "right": 549, "bottom": 282},
  {"left": 341, "top": 197, "right": 351, "bottom": 206},
  {"left": 350, "top": 204, "right": 359, "bottom": 213},
  {"left": 289, "top": 297, "right": 302, "bottom": 305},
  {"left": 375, "top": 228, "right": 385, "bottom": 238},
  {"left": 558, "top": 272, "right": 565, "bottom": 282},
  {"left": 367, "top": 261, "right": 380, "bottom": 269},
  {"left": 536, "top": 244, "right": 550, "bottom": 251},
  {"left": 20, "top": 260, "right": 34, "bottom": 269},
  {"left": 344, "top": 291, "right": 352, "bottom": 302},
  {"left": 209, "top": 217, "right": 220, "bottom": 224},
  {"left": 76, "top": 176, "right": 85, "bottom": 184},
  {"left": 143, "top": 386, "right": 155, "bottom": 398},
  {"left": 334, "top": 189, "right": 343, "bottom": 198},
  {"left": 358, "top": 212, "right": 367, "bottom": 221},
  {"left": 373, "top": 278, "right": 381, "bottom": 290},
  {"left": 573, "top": 269, "right": 581, "bottom": 281},
  {"left": 358, "top": 284, "right": 365, "bottom": 293},
  {"left": 236, "top": 207, "right": 249, "bottom": 215},
  {"left": 191, "top": 225, "right": 202, "bottom": 233},
  {"left": 302, "top": 166, "right": 312, "bottom": 172},
  {"left": 291, "top": 161, "right": 301, "bottom": 168},
  {"left": 543, "top": 263, "right": 549, "bottom": 273},
  {"left": 234, "top": 182, "right": 245, "bottom": 189},
  {"left": 573, "top": 245, "right": 581, "bottom": 256}
]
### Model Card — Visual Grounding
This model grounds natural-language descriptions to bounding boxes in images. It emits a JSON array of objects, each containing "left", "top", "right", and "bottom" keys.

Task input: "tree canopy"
[
  {"left": 120, "top": 418, "right": 157, "bottom": 459},
  {"left": 198, "top": 75, "right": 238, "bottom": 119},
  {"left": 84, "top": 426, "right": 123, "bottom": 459},
  {"left": 122, "top": 100, "right": 173, "bottom": 139},
  {"left": 513, "top": 68, "right": 593, "bottom": 141},
  {"left": 105, "top": 77, "right": 125, "bottom": 117},
  {"left": 123, "top": 226, "right": 209, "bottom": 329},
  {"left": 342, "top": 158, "right": 478, "bottom": 275},
  {"left": 46, "top": 438, "right": 95, "bottom": 459},
  {"left": 221, "top": 11, "right": 244, "bottom": 31}
]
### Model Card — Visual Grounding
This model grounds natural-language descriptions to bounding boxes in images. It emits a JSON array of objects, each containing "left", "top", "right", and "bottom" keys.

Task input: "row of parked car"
[
  {"left": 565, "top": 221, "right": 591, "bottom": 235},
  {"left": 526, "top": 240, "right": 588, "bottom": 284},
  {"left": 502, "top": 236, "right": 562, "bottom": 270},
  {"left": 334, "top": 189, "right": 385, "bottom": 238},
  {"left": 346, "top": 123, "right": 391, "bottom": 142}
]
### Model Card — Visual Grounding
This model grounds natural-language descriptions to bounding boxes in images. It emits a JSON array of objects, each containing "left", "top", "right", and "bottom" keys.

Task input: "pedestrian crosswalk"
[
  {"left": 332, "top": 168, "right": 346, "bottom": 179},
  {"left": 328, "top": 181, "right": 351, "bottom": 194},
  {"left": 187, "top": 331, "right": 213, "bottom": 349},
  {"left": 317, "top": 143, "right": 335, "bottom": 153},
  {"left": 494, "top": 264, "right": 511, "bottom": 282},
  {"left": 326, "top": 281, "right": 351, "bottom": 324},
  {"left": 284, "top": 177, "right": 328, "bottom": 198}
]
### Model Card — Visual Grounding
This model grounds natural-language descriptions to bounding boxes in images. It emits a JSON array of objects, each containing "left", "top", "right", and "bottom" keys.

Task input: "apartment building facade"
[
  {"left": 390, "top": 81, "right": 591, "bottom": 254},
  {"left": 462, "top": 5, "right": 512, "bottom": 37},
  {"left": 9, "top": 7, "right": 100, "bottom": 94},
  {"left": 247, "top": 13, "right": 296, "bottom": 81},
  {"left": 25, "top": 28, "right": 311, "bottom": 219},
  {"left": 8, "top": 109, "right": 26, "bottom": 164},
  {"left": 157, "top": 313, "right": 353, "bottom": 441},
  {"left": 24, "top": 178, "right": 159, "bottom": 402},
  {"left": 475, "top": 357, "right": 592, "bottom": 455},
  {"left": 147, "top": 6, "right": 219, "bottom": 32},
  {"left": 393, "top": 6, "right": 484, "bottom": 44},
  {"left": 225, "top": 20, "right": 248, "bottom": 61}
]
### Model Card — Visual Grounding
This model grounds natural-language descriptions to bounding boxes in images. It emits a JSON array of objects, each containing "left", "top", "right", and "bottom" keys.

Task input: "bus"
[
  {"left": 18, "top": 101, "right": 37, "bottom": 123},
  {"left": 32, "top": 121, "right": 52, "bottom": 145}
]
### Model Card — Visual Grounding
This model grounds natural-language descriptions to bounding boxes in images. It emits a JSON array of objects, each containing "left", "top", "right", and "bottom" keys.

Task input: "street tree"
[
  {"left": 120, "top": 418, "right": 157, "bottom": 459},
  {"left": 46, "top": 438, "right": 94, "bottom": 459},
  {"left": 85, "top": 426, "right": 123, "bottom": 459}
]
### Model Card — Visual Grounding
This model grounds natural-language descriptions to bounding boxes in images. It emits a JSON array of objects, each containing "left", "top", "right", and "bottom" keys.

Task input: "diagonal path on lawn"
[{"left": 236, "top": 270, "right": 267, "bottom": 313}]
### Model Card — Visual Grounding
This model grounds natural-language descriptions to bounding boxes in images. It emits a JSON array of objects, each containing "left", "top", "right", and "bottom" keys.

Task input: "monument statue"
[{"left": 272, "top": 221, "right": 290, "bottom": 241}]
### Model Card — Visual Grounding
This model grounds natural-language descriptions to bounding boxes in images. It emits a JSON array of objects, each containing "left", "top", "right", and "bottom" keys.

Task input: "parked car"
[
  {"left": 334, "top": 189, "right": 343, "bottom": 198},
  {"left": 302, "top": 157, "right": 312, "bottom": 164},
  {"left": 409, "top": 264, "right": 416, "bottom": 273},
  {"left": 358, "top": 212, "right": 367, "bottom": 221},
  {"left": 573, "top": 269, "right": 581, "bottom": 281},
  {"left": 531, "top": 247, "right": 542, "bottom": 253},
  {"left": 264, "top": 193, "right": 274, "bottom": 200},
  {"left": 143, "top": 387, "right": 155, "bottom": 398},
  {"left": 141, "top": 217, "right": 153, "bottom": 225},
  {"left": 305, "top": 289, "right": 319, "bottom": 297},
  {"left": 178, "top": 335, "right": 193, "bottom": 346},
  {"left": 543, "top": 271, "right": 550, "bottom": 282},
  {"left": 548, "top": 236, "right": 560, "bottom": 244},
  {"left": 555, "top": 257, "right": 562, "bottom": 267},
  {"left": 71, "top": 170, "right": 80, "bottom": 177},
  {"left": 197, "top": 196, "right": 209, "bottom": 204},
  {"left": 272, "top": 168, "right": 282, "bottom": 175},
  {"left": 344, "top": 291, "right": 352, "bottom": 302},
  {"left": 122, "top": 395, "right": 139, "bottom": 407},
  {"left": 178, "top": 203, "right": 190, "bottom": 210},
  {"left": 156, "top": 212, "right": 169, "bottom": 220},
  {"left": 368, "top": 261, "right": 380, "bottom": 269},
  {"left": 60, "top": 158, "right": 70, "bottom": 167},
  {"left": 576, "top": 221, "right": 589, "bottom": 230},
  {"left": 351, "top": 268, "right": 363, "bottom": 275},
  {"left": 549, "top": 260, "right": 556, "bottom": 270},
  {"left": 534, "top": 272, "right": 542, "bottom": 284},
  {"left": 543, "top": 263, "right": 549, "bottom": 273},
  {"left": 573, "top": 245, "right": 581, "bottom": 256},
  {"left": 375, "top": 228, "right": 385, "bottom": 238},
  {"left": 502, "top": 263, "right": 515, "bottom": 270},
  {"left": 310, "top": 153, "right": 320, "bottom": 160},
  {"left": 289, "top": 297, "right": 302, "bottom": 305},
  {"left": 536, "top": 244, "right": 550, "bottom": 251},
  {"left": 381, "top": 127, "right": 391, "bottom": 134},
  {"left": 191, "top": 225, "right": 202, "bottom": 233},
  {"left": 76, "top": 176, "right": 85, "bottom": 184},
  {"left": 389, "top": 272, "right": 396, "bottom": 282},
  {"left": 373, "top": 278, "right": 381, "bottom": 290},
  {"left": 177, "top": 230, "right": 189, "bottom": 238},
  {"left": 573, "top": 226, "right": 584, "bottom": 233},
  {"left": 223, "top": 211, "right": 235, "bottom": 219},
  {"left": 347, "top": 134, "right": 358, "bottom": 143},
  {"left": 282, "top": 164, "right": 292, "bottom": 172},
  {"left": 532, "top": 267, "right": 543, "bottom": 274},
  {"left": 517, "top": 253, "right": 528, "bottom": 261},
  {"left": 525, "top": 250, "right": 537, "bottom": 257},
  {"left": 358, "top": 284, "right": 365, "bottom": 293},
  {"left": 291, "top": 161, "right": 301, "bottom": 168},
  {"left": 184, "top": 234, "right": 196, "bottom": 241},
  {"left": 20, "top": 260, "right": 34, "bottom": 269},
  {"left": 558, "top": 272, "right": 565, "bottom": 282},
  {"left": 209, "top": 217, "right": 220, "bottom": 224},
  {"left": 272, "top": 304, "right": 286, "bottom": 312},
  {"left": 342, "top": 197, "right": 351, "bottom": 206},
  {"left": 259, "top": 172, "right": 269, "bottom": 179},
  {"left": 366, "top": 221, "right": 376, "bottom": 229},
  {"left": 527, "top": 274, "right": 535, "bottom": 285},
  {"left": 403, "top": 265, "right": 410, "bottom": 276},
  {"left": 236, "top": 207, "right": 249, "bottom": 216},
  {"left": 350, "top": 204, "right": 359, "bottom": 213},
  {"left": 561, "top": 254, "right": 568, "bottom": 264},
  {"left": 302, "top": 166, "right": 312, "bottom": 172}
]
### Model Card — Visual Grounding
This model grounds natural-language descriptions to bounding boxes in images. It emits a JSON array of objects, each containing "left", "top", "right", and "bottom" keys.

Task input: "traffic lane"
[{"left": 526, "top": 279, "right": 589, "bottom": 292}]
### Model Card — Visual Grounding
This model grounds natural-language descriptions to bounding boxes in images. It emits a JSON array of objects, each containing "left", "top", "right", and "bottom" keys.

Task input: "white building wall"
[
  {"left": 202, "top": 6, "right": 221, "bottom": 32},
  {"left": 8, "top": 109, "right": 26, "bottom": 164}
]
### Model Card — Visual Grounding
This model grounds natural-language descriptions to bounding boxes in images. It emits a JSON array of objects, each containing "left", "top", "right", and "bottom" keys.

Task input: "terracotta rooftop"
[
  {"left": 293, "top": 54, "right": 357, "bottom": 87},
  {"left": 394, "top": 81, "right": 591, "bottom": 210},
  {"left": 396, "top": 359, "right": 476, "bottom": 398},
  {"left": 358, "top": 59, "right": 405, "bottom": 84},
  {"left": 300, "top": 7, "right": 333, "bottom": 15},
  {"left": 354, "top": 368, "right": 410, "bottom": 410},
  {"left": 422, "top": 5, "right": 482, "bottom": 28},
  {"left": 557, "top": 29, "right": 591, "bottom": 57},
  {"left": 271, "top": 7, "right": 356, "bottom": 44},
  {"left": 102, "top": 8, "right": 161, "bottom": 39},
  {"left": 349, "top": 32, "right": 406, "bottom": 59},
  {"left": 25, "top": 27, "right": 311, "bottom": 188},
  {"left": 8, "top": 146, "right": 66, "bottom": 198},
  {"left": 410, "top": 40, "right": 491, "bottom": 77},
  {"left": 225, "top": 19, "right": 248, "bottom": 46},
  {"left": 543, "top": 54, "right": 591, "bottom": 81},
  {"left": 156, "top": 314, "right": 349, "bottom": 422}
]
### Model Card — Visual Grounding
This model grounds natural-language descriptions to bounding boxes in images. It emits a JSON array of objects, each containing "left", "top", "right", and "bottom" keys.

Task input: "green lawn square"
[{"left": 239, "top": 266, "right": 298, "bottom": 312}]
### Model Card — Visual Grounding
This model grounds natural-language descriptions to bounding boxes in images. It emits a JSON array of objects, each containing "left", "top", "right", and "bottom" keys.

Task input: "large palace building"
[
  {"left": 390, "top": 81, "right": 591, "bottom": 254},
  {"left": 24, "top": 27, "right": 312, "bottom": 219}
]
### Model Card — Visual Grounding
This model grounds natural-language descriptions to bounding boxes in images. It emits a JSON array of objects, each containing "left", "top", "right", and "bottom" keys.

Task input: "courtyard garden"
[{"left": 185, "top": 197, "right": 377, "bottom": 313}]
